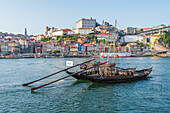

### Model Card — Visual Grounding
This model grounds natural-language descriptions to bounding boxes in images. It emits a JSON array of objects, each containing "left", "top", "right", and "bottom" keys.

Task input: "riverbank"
[
  {"left": 1, "top": 52, "right": 170, "bottom": 59},
  {"left": 1, "top": 54, "right": 170, "bottom": 59}
]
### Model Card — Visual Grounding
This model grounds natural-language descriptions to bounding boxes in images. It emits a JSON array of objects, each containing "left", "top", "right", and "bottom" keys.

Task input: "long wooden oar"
[
  {"left": 23, "top": 59, "right": 95, "bottom": 86},
  {"left": 31, "top": 61, "right": 109, "bottom": 91}
]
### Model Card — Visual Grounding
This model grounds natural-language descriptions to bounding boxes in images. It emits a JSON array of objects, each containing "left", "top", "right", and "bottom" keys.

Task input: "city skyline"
[{"left": 0, "top": 0, "right": 169, "bottom": 35}]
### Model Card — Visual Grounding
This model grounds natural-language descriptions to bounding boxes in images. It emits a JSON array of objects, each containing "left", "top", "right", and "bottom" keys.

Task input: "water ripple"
[{"left": 0, "top": 57, "right": 170, "bottom": 112}]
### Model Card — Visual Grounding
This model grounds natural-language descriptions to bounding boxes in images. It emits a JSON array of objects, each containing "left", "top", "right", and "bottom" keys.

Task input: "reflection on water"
[{"left": 0, "top": 57, "right": 170, "bottom": 112}]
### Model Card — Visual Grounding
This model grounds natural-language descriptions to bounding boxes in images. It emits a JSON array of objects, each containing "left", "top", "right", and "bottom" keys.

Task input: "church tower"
[{"left": 25, "top": 28, "right": 27, "bottom": 38}]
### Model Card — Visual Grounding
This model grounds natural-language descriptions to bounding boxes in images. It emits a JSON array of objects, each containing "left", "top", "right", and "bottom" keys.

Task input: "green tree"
[
  {"left": 52, "top": 50, "right": 60, "bottom": 54},
  {"left": 140, "top": 29, "right": 143, "bottom": 32},
  {"left": 72, "top": 35, "right": 78, "bottom": 40},
  {"left": 41, "top": 38, "right": 44, "bottom": 41},
  {"left": 146, "top": 43, "right": 151, "bottom": 48},
  {"left": 159, "top": 31, "right": 170, "bottom": 44},
  {"left": 57, "top": 36, "right": 60, "bottom": 40},
  {"left": 102, "top": 39, "right": 105, "bottom": 43},
  {"left": 105, "top": 22, "right": 109, "bottom": 26},
  {"left": 136, "top": 40, "right": 139, "bottom": 44}
]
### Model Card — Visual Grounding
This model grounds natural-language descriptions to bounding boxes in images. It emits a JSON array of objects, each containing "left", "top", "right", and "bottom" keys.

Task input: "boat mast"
[
  {"left": 113, "top": 19, "right": 117, "bottom": 64},
  {"left": 97, "top": 20, "right": 104, "bottom": 73},
  {"left": 98, "top": 20, "right": 104, "bottom": 63}
]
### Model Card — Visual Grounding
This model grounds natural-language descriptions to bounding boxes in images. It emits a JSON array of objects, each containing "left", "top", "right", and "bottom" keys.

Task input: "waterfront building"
[
  {"left": 7, "top": 40, "right": 20, "bottom": 54},
  {"left": 18, "top": 38, "right": 35, "bottom": 53},
  {"left": 0, "top": 32, "right": 2, "bottom": 37},
  {"left": 84, "top": 43, "right": 98, "bottom": 52},
  {"left": 42, "top": 42, "right": 54, "bottom": 54},
  {"left": 0, "top": 42, "right": 9, "bottom": 55},
  {"left": 35, "top": 43, "right": 42, "bottom": 54},
  {"left": 25, "top": 42, "right": 34, "bottom": 53},
  {"left": 18, "top": 38, "right": 26, "bottom": 53},
  {"left": 104, "top": 43, "right": 141, "bottom": 54},
  {"left": 104, "top": 46, "right": 118, "bottom": 52},
  {"left": 126, "top": 43, "right": 141, "bottom": 53},
  {"left": 70, "top": 46, "right": 78, "bottom": 52},
  {"left": 76, "top": 17, "right": 96, "bottom": 29}
]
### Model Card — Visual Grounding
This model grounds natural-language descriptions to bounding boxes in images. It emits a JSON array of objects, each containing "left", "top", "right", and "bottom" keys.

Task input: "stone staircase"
[{"left": 151, "top": 44, "right": 169, "bottom": 52}]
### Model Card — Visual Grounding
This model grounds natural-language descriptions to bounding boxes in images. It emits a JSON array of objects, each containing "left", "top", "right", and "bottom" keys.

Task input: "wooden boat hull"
[
  {"left": 66, "top": 67, "right": 152, "bottom": 83},
  {"left": 66, "top": 71, "right": 96, "bottom": 80}
]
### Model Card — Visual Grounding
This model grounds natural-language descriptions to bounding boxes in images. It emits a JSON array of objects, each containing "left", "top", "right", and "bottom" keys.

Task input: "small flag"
[
  {"left": 101, "top": 55, "right": 104, "bottom": 58},
  {"left": 115, "top": 55, "right": 119, "bottom": 58},
  {"left": 66, "top": 61, "right": 73, "bottom": 66}
]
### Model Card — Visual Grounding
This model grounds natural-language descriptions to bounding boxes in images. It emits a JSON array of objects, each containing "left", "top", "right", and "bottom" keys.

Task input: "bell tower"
[{"left": 25, "top": 28, "right": 27, "bottom": 38}]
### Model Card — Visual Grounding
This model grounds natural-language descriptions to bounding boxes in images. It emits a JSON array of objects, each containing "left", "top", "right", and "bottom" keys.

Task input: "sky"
[{"left": 0, "top": 0, "right": 169, "bottom": 35}]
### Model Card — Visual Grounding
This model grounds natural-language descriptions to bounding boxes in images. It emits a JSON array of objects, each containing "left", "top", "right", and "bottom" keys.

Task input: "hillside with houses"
[{"left": 0, "top": 17, "right": 170, "bottom": 58}]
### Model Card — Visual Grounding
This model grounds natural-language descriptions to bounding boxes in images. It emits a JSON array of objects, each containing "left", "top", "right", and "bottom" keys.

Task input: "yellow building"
[
  {"left": 150, "top": 35, "right": 160, "bottom": 44},
  {"left": 32, "top": 34, "right": 45, "bottom": 42},
  {"left": 70, "top": 47, "right": 78, "bottom": 52}
]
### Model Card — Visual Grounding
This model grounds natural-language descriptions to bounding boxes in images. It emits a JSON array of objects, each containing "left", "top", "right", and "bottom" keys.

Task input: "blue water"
[{"left": 0, "top": 57, "right": 170, "bottom": 112}]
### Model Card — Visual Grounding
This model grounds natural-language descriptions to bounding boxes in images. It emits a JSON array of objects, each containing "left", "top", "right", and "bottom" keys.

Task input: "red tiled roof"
[
  {"left": 27, "top": 42, "right": 33, "bottom": 44},
  {"left": 79, "top": 27, "right": 91, "bottom": 29},
  {"left": 125, "top": 35, "right": 141, "bottom": 36},
  {"left": 53, "top": 29, "right": 72, "bottom": 32},
  {"left": 142, "top": 28, "right": 152, "bottom": 30},
  {"left": 70, "top": 46, "right": 77, "bottom": 48},
  {"left": 36, "top": 43, "right": 41, "bottom": 45},
  {"left": 97, "top": 33, "right": 110, "bottom": 35},
  {"left": 62, "top": 29, "right": 72, "bottom": 31}
]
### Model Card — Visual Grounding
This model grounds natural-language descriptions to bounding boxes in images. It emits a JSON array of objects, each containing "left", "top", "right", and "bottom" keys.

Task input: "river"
[{"left": 0, "top": 57, "right": 170, "bottom": 112}]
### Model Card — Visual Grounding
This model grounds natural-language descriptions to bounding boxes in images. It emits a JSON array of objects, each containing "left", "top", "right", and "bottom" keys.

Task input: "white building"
[
  {"left": 123, "top": 35, "right": 143, "bottom": 43},
  {"left": 52, "top": 29, "right": 75, "bottom": 36},
  {"left": 76, "top": 17, "right": 96, "bottom": 29},
  {"left": 97, "top": 33, "right": 116, "bottom": 42},
  {"left": 78, "top": 27, "right": 92, "bottom": 35},
  {"left": 73, "top": 27, "right": 92, "bottom": 35}
]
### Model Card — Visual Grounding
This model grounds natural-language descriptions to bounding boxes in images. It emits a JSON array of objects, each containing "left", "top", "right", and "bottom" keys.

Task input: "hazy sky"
[{"left": 0, "top": 0, "right": 169, "bottom": 35}]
